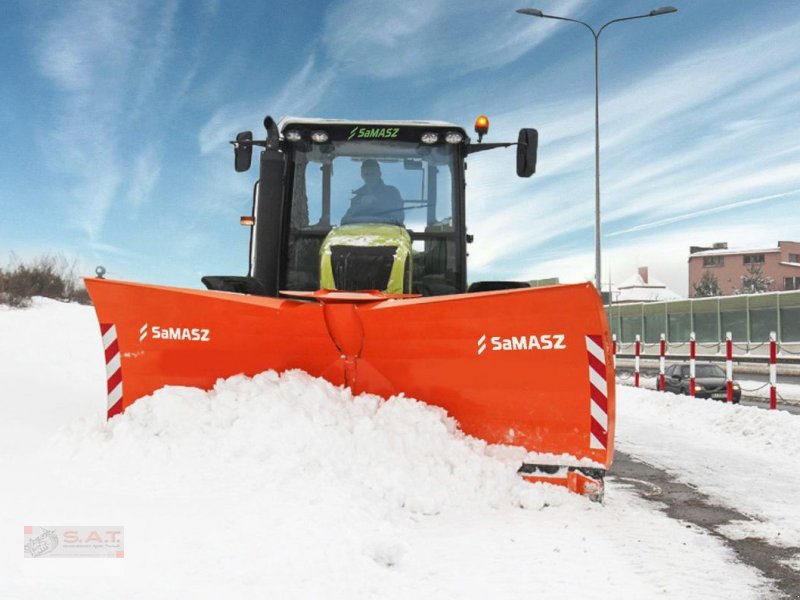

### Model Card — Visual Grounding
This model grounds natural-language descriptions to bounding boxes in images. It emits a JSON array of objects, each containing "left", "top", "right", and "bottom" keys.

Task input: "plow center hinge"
[{"left": 322, "top": 303, "right": 365, "bottom": 388}]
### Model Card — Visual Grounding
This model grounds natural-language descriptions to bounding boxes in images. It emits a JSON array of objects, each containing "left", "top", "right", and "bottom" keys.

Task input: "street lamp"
[{"left": 516, "top": 6, "right": 677, "bottom": 295}]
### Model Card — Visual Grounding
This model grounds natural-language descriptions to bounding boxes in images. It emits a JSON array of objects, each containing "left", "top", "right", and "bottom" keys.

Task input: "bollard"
[
  {"left": 659, "top": 333, "right": 666, "bottom": 392},
  {"left": 770, "top": 332, "right": 777, "bottom": 410},
  {"left": 726, "top": 331, "right": 733, "bottom": 403},
  {"left": 634, "top": 334, "right": 641, "bottom": 388},
  {"left": 689, "top": 332, "right": 696, "bottom": 397}
]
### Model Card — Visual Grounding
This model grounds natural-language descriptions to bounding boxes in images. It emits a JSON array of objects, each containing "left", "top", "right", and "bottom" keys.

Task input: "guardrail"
[{"left": 613, "top": 331, "right": 789, "bottom": 409}]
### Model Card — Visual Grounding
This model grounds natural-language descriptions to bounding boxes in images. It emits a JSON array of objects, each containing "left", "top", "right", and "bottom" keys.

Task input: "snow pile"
[
  {"left": 56, "top": 369, "right": 548, "bottom": 514},
  {"left": 617, "top": 386, "right": 800, "bottom": 547}
]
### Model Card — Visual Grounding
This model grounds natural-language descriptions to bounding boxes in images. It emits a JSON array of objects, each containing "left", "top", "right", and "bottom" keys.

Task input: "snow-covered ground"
[
  {"left": 617, "top": 388, "right": 800, "bottom": 549},
  {"left": 2, "top": 299, "right": 799, "bottom": 598}
]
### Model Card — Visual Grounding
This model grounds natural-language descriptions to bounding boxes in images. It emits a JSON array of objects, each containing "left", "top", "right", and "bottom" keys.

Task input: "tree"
[
  {"left": 734, "top": 263, "right": 773, "bottom": 295},
  {"left": 693, "top": 270, "right": 721, "bottom": 297}
]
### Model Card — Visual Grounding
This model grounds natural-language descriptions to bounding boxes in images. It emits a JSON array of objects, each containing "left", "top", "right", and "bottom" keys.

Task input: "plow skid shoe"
[
  {"left": 86, "top": 279, "right": 615, "bottom": 481},
  {"left": 519, "top": 466, "right": 606, "bottom": 502}
]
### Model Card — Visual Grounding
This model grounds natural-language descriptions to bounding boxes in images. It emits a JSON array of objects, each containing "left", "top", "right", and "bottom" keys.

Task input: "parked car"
[{"left": 657, "top": 361, "right": 741, "bottom": 403}]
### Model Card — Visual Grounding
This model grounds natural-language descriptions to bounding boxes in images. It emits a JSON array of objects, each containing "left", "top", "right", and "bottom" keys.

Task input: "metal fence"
[{"left": 606, "top": 290, "right": 800, "bottom": 344}]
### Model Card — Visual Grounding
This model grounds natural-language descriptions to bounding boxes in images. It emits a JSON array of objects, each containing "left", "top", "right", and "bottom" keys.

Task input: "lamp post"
[{"left": 516, "top": 6, "right": 677, "bottom": 295}]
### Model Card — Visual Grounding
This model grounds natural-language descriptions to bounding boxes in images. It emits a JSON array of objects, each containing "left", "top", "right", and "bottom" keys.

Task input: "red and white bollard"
[
  {"left": 634, "top": 334, "right": 641, "bottom": 388},
  {"left": 770, "top": 331, "right": 777, "bottom": 410},
  {"left": 612, "top": 333, "right": 617, "bottom": 367},
  {"left": 659, "top": 333, "right": 666, "bottom": 392},
  {"left": 726, "top": 331, "right": 733, "bottom": 403},
  {"left": 689, "top": 332, "right": 696, "bottom": 397}
]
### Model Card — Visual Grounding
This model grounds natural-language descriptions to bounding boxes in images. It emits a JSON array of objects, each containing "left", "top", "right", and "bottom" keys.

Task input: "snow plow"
[{"left": 86, "top": 115, "right": 615, "bottom": 500}]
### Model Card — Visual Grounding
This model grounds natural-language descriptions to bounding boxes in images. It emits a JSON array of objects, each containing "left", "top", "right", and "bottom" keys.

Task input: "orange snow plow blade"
[{"left": 86, "top": 278, "right": 615, "bottom": 497}]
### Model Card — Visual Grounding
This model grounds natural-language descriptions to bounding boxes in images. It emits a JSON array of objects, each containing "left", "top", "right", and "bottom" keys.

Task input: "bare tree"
[{"left": 0, "top": 254, "right": 91, "bottom": 308}]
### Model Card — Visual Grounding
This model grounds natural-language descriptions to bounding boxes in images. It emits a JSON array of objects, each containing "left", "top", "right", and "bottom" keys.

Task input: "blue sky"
[{"left": 2, "top": 0, "right": 799, "bottom": 296}]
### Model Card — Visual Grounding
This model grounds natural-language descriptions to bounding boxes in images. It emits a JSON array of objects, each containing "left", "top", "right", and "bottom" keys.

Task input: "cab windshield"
[{"left": 284, "top": 139, "right": 459, "bottom": 293}]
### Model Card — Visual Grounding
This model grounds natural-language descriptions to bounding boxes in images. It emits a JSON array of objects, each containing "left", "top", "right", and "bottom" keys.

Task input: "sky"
[{"left": 2, "top": 0, "right": 799, "bottom": 296}]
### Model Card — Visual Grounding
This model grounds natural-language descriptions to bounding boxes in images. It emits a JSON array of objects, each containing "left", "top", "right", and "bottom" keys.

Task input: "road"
[
  {"left": 611, "top": 452, "right": 800, "bottom": 599},
  {"left": 740, "top": 397, "right": 800, "bottom": 415}
]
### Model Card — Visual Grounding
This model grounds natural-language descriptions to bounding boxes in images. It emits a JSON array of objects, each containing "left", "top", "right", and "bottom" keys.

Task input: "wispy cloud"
[
  {"left": 609, "top": 189, "right": 800, "bottom": 237},
  {"left": 36, "top": 1, "right": 138, "bottom": 93},
  {"left": 130, "top": 0, "right": 180, "bottom": 119},
  {"left": 125, "top": 147, "right": 163, "bottom": 208},
  {"left": 34, "top": 0, "right": 186, "bottom": 241},
  {"left": 197, "top": 56, "right": 338, "bottom": 155},
  {"left": 88, "top": 240, "right": 141, "bottom": 258},
  {"left": 321, "top": 0, "right": 585, "bottom": 79}
]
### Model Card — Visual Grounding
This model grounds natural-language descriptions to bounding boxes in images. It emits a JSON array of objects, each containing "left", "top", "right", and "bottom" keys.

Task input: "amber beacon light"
[{"left": 474, "top": 115, "right": 490, "bottom": 142}]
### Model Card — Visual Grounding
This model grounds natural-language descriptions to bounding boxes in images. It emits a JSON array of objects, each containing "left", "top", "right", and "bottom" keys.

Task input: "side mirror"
[
  {"left": 516, "top": 128, "right": 538, "bottom": 177},
  {"left": 234, "top": 131, "right": 253, "bottom": 172}
]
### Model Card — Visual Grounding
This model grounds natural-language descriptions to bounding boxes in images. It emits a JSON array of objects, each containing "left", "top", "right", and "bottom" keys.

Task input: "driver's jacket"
[{"left": 342, "top": 181, "right": 404, "bottom": 225}]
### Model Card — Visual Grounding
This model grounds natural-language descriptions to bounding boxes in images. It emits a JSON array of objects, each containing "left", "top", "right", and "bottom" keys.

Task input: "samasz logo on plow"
[
  {"left": 139, "top": 323, "right": 211, "bottom": 342},
  {"left": 477, "top": 334, "right": 567, "bottom": 354}
]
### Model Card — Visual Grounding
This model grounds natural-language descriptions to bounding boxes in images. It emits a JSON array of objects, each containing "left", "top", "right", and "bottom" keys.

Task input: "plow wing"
[{"left": 86, "top": 279, "right": 614, "bottom": 498}]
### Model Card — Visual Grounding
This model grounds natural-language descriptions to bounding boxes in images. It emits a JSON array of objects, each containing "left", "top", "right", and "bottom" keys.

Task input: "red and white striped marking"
[
  {"left": 586, "top": 335, "right": 609, "bottom": 450},
  {"left": 769, "top": 331, "right": 777, "bottom": 410},
  {"left": 101, "top": 323, "right": 124, "bottom": 418},
  {"left": 689, "top": 332, "right": 696, "bottom": 397},
  {"left": 726, "top": 331, "right": 733, "bottom": 403}
]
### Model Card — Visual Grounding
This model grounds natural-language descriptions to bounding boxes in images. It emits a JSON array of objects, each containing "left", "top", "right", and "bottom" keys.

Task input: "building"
[
  {"left": 611, "top": 267, "right": 682, "bottom": 304},
  {"left": 688, "top": 240, "right": 800, "bottom": 297}
]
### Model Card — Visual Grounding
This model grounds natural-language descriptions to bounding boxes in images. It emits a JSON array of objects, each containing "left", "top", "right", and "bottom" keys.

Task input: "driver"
[{"left": 341, "top": 159, "right": 404, "bottom": 225}]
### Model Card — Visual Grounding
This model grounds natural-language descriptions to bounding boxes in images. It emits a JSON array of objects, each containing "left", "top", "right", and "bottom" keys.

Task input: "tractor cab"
[
  {"left": 282, "top": 118, "right": 466, "bottom": 296},
  {"left": 204, "top": 116, "right": 537, "bottom": 298}
]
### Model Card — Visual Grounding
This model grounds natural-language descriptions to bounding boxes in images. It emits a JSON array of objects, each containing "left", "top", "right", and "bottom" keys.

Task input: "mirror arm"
[
  {"left": 230, "top": 140, "right": 267, "bottom": 148},
  {"left": 466, "top": 142, "right": 516, "bottom": 155}
]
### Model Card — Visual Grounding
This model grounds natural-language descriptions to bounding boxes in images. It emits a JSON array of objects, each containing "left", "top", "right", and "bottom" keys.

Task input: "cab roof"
[{"left": 278, "top": 116, "right": 464, "bottom": 131}]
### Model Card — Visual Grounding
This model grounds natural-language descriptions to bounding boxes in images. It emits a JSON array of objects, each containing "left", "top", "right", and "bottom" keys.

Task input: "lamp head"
[
  {"left": 515, "top": 8, "right": 544, "bottom": 17},
  {"left": 649, "top": 6, "right": 678, "bottom": 16}
]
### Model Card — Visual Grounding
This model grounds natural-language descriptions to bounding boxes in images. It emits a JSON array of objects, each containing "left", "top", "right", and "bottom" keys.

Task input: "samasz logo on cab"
[
  {"left": 139, "top": 323, "right": 211, "bottom": 343},
  {"left": 348, "top": 126, "right": 400, "bottom": 140},
  {"left": 477, "top": 333, "right": 566, "bottom": 355}
]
